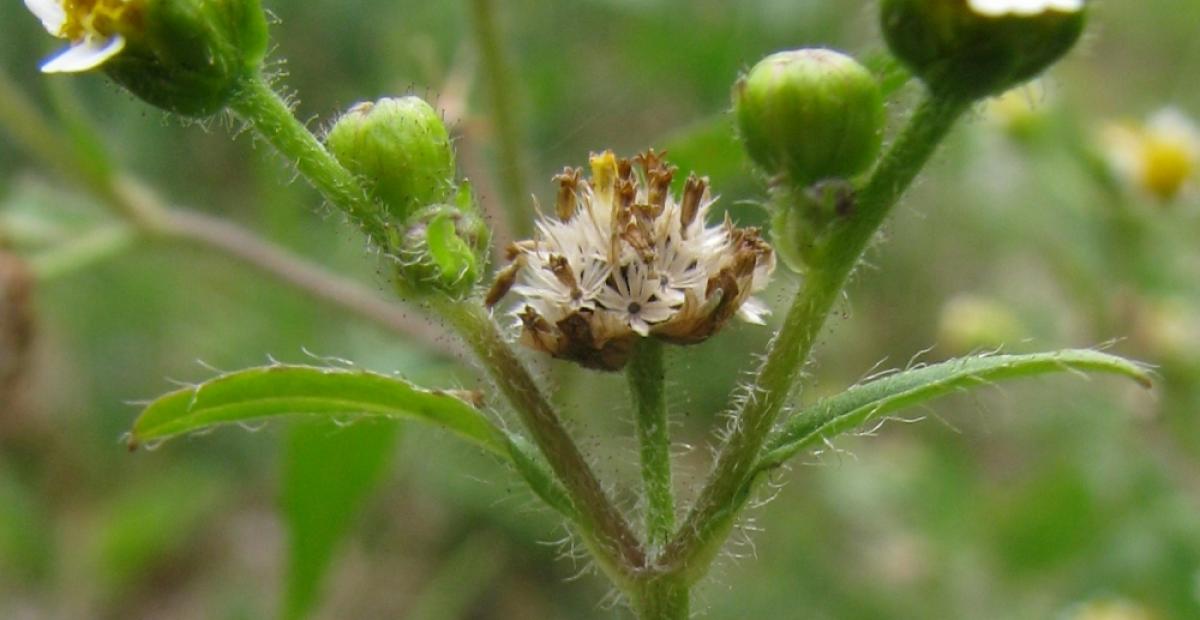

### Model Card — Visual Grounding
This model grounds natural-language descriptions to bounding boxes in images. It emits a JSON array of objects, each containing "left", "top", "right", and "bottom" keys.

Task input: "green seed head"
[
  {"left": 880, "top": 0, "right": 1086, "bottom": 101},
  {"left": 102, "top": 0, "right": 270, "bottom": 117},
  {"left": 326, "top": 97, "right": 457, "bottom": 225},
  {"left": 734, "top": 49, "right": 885, "bottom": 187}
]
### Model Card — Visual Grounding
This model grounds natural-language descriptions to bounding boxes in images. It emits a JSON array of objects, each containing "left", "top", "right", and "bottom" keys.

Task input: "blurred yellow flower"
[
  {"left": 1102, "top": 108, "right": 1200, "bottom": 203},
  {"left": 986, "top": 82, "right": 1049, "bottom": 138}
]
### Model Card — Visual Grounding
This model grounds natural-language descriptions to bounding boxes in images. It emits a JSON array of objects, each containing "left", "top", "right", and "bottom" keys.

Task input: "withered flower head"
[{"left": 487, "top": 150, "right": 775, "bottom": 371}]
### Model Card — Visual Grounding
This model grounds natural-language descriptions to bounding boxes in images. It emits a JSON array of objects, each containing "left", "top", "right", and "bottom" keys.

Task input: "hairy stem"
[
  {"left": 631, "top": 574, "right": 689, "bottom": 620},
  {"left": 228, "top": 75, "right": 386, "bottom": 242},
  {"left": 468, "top": 0, "right": 532, "bottom": 236},
  {"left": 662, "top": 93, "right": 971, "bottom": 580},
  {"left": 628, "top": 338, "right": 675, "bottom": 549},
  {"left": 431, "top": 299, "right": 645, "bottom": 581},
  {"left": 0, "top": 75, "right": 452, "bottom": 355}
]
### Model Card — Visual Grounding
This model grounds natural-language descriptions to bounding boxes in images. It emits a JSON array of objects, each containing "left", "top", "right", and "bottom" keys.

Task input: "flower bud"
[
  {"left": 325, "top": 97, "right": 457, "bottom": 224},
  {"left": 392, "top": 185, "right": 490, "bottom": 299},
  {"left": 734, "top": 49, "right": 884, "bottom": 187},
  {"left": 880, "top": 0, "right": 1086, "bottom": 101},
  {"left": 25, "top": 0, "right": 270, "bottom": 116}
]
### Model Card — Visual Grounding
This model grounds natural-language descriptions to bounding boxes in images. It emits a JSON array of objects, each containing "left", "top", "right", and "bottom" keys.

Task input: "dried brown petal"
[
  {"left": 485, "top": 258, "right": 524, "bottom": 308},
  {"left": 617, "top": 157, "right": 634, "bottom": 183},
  {"left": 546, "top": 254, "right": 579, "bottom": 294},
  {"left": 680, "top": 173, "right": 708, "bottom": 238},
  {"left": 553, "top": 167, "right": 582, "bottom": 221}
]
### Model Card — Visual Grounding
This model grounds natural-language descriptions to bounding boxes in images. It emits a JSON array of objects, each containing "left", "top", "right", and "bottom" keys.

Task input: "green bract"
[
  {"left": 326, "top": 97, "right": 457, "bottom": 224},
  {"left": 880, "top": 0, "right": 1086, "bottom": 100},
  {"left": 393, "top": 194, "right": 490, "bottom": 299},
  {"left": 734, "top": 49, "right": 884, "bottom": 187},
  {"left": 103, "top": 0, "right": 269, "bottom": 117}
]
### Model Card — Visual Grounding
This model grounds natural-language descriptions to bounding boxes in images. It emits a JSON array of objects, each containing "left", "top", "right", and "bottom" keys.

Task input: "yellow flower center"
[
  {"left": 1139, "top": 136, "right": 1196, "bottom": 202},
  {"left": 59, "top": 0, "right": 141, "bottom": 41}
]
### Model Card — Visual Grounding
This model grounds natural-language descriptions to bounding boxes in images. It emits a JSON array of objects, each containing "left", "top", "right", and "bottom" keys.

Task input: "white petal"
[
  {"left": 737, "top": 298, "right": 771, "bottom": 325},
  {"left": 24, "top": 0, "right": 66, "bottom": 35},
  {"left": 967, "top": 0, "right": 1082, "bottom": 16},
  {"left": 41, "top": 35, "right": 125, "bottom": 74}
]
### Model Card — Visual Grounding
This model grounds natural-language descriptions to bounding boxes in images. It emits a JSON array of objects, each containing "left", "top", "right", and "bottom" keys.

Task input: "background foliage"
[{"left": 1, "top": 0, "right": 1198, "bottom": 618}]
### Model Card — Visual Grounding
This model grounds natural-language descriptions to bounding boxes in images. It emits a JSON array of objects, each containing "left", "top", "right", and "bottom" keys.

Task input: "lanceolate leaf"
[
  {"left": 129, "top": 364, "right": 579, "bottom": 521},
  {"left": 129, "top": 364, "right": 505, "bottom": 455},
  {"left": 756, "top": 350, "right": 1152, "bottom": 471}
]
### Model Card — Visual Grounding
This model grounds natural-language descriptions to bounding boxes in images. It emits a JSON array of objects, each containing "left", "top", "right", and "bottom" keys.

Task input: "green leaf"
[
  {"left": 130, "top": 364, "right": 580, "bottom": 523},
  {"left": 757, "top": 350, "right": 1152, "bottom": 471},
  {"left": 281, "top": 418, "right": 400, "bottom": 620},
  {"left": 129, "top": 364, "right": 506, "bottom": 457}
]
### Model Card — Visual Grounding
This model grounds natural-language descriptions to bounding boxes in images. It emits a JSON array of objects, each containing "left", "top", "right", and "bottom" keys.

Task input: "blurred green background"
[{"left": 2, "top": 1, "right": 1199, "bottom": 618}]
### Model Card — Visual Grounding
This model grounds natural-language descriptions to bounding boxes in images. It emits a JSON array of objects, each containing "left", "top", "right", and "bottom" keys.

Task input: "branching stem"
[
  {"left": 0, "top": 72, "right": 452, "bottom": 355},
  {"left": 430, "top": 299, "right": 645, "bottom": 583},
  {"left": 661, "top": 93, "right": 971, "bottom": 581}
]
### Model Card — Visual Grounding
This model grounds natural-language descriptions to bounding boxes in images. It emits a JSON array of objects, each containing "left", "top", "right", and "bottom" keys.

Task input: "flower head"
[
  {"left": 487, "top": 150, "right": 775, "bottom": 371},
  {"left": 25, "top": 0, "right": 140, "bottom": 73},
  {"left": 1102, "top": 108, "right": 1199, "bottom": 203},
  {"left": 881, "top": 0, "right": 1086, "bottom": 100},
  {"left": 25, "top": 0, "right": 269, "bottom": 117}
]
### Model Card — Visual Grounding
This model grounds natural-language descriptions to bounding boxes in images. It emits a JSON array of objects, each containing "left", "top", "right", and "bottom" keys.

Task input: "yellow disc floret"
[{"left": 60, "top": 0, "right": 141, "bottom": 41}]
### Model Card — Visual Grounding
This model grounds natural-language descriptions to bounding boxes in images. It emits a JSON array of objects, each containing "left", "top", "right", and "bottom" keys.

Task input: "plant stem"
[
  {"left": 430, "top": 299, "right": 645, "bottom": 581},
  {"left": 661, "top": 93, "right": 971, "bottom": 580},
  {"left": 468, "top": 0, "right": 532, "bottom": 236},
  {"left": 0, "top": 73, "right": 457, "bottom": 354},
  {"left": 228, "top": 75, "right": 385, "bottom": 242},
  {"left": 631, "top": 574, "right": 689, "bottom": 620},
  {"left": 628, "top": 338, "right": 675, "bottom": 549}
]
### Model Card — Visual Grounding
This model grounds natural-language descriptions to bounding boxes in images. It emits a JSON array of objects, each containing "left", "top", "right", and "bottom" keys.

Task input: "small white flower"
[
  {"left": 24, "top": 0, "right": 134, "bottom": 74},
  {"left": 967, "top": 0, "right": 1084, "bottom": 17},
  {"left": 597, "top": 263, "right": 680, "bottom": 336}
]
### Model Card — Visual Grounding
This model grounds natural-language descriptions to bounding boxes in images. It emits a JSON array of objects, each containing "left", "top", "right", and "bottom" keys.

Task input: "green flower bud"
[
  {"left": 880, "top": 0, "right": 1086, "bottom": 101},
  {"left": 393, "top": 185, "right": 490, "bottom": 299},
  {"left": 734, "top": 49, "right": 884, "bottom": 187},
  {"left": 325, "top": 97, "right": 457, "bottom": 225},
  {"left": 25, "top": 0, "right": 270, "bottom": 116}
]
